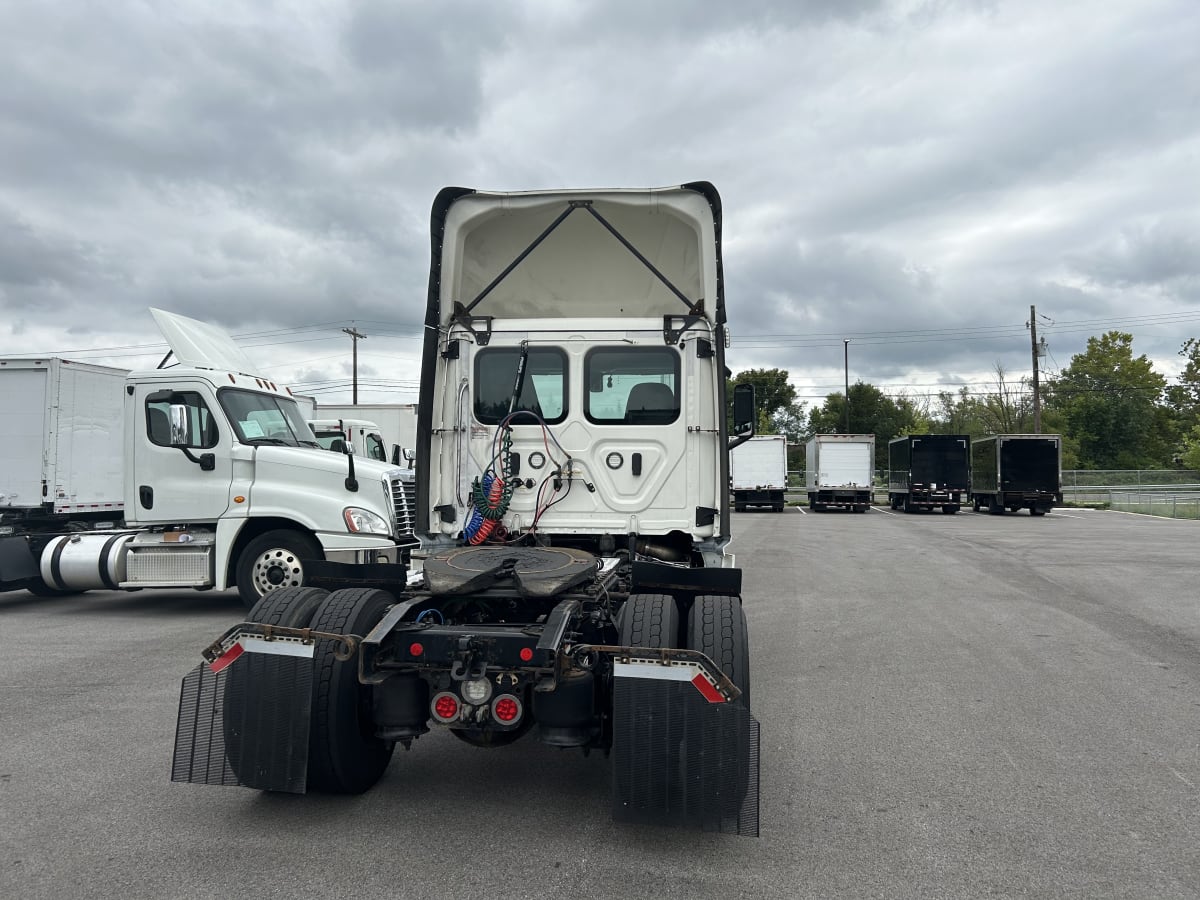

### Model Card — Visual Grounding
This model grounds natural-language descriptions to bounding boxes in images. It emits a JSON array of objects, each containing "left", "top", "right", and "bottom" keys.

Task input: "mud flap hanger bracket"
[{"left": 202, "top": 623, "right": 360, "bottom": 666}]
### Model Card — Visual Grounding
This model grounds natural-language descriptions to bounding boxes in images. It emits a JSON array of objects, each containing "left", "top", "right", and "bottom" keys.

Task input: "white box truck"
[
  {"left": 730, "top": 434, "right": 788, "bottom": 512},
  {"left": 0, "top": 310, "right": 416, "bottom": 607},
  {"left": 805, "top": 433, "right": 875, "bottom": 512}
]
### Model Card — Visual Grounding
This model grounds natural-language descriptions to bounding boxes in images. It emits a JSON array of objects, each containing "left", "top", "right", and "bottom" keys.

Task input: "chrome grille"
[{"left": 391, "top": 474, "right": 419, "bottom": 542}]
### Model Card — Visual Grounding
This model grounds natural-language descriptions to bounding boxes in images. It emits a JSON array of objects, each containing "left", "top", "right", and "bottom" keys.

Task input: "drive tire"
[
  {"left": 235, "top": 529, "right": 323, "bottom": 610},
  {"left": 942, "top": 505, "right": 959, "bottom": 515},
  {"left": 687, "top": 595, "right": 750, "bottom": 709},
  {"left": 619, "top": 593, "right": 680, "bottom": 649},
  {"left": 223, "top": 586, "right": 330, "bottom": 790},
  {"left": 686, "top": 595, "right": 754, "bottom": 816},
  {"left": 1030, "top": 506, "right": 1047, "bottom": 516},
  {"left": 614, "top": 593, "right": 682, "bottom": 822},
  {"left": 306, "top": 588, "right": 396, "bottom": 794}
]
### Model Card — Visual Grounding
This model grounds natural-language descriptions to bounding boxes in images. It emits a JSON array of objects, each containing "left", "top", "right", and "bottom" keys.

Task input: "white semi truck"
[
  {"left": 173, "top": 182, "right": 761, "bottom": 835},
  {"left": 308, "top": 417, "right": 389, "bottom": 460},
  {"left": 312, "top": 403, "right": 417, "bottom": 461},
  {"left": 805, "top": 433, "right": 875, "bottom": 512},
  {"left": 0, "top": 310, "right": 416, "bottom": 608},
  {"left": 730, "top": 434, "right": 788, "bottom": 512}
]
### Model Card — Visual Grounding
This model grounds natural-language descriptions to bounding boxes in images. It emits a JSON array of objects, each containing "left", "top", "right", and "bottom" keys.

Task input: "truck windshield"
[{"left": 219, "top": 389, "right": 318, "bottom": 447}]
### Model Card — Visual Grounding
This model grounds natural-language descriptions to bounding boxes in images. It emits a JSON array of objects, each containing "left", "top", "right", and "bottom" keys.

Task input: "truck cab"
[
  {"left": 1, "top": 309, "right": 416, "bottom": 608},
  {"left": 308, "top": 418, "right": 388, "bottom": 460},
  {"left": 418, "top": 185, "right": 740, "bottom": 565}
]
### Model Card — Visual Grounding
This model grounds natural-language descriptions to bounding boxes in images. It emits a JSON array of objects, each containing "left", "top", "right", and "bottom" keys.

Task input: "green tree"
[
  {"left": 1044, "top": 331, "right": 1172, "bottom": 468},
  {"left": 808, "top": 381, "right": 921, "bottom": 467},
  {"left": 727, "top": 368, "right": 797, "bottom": 435},
  {"left": 1165, "top": 338, "right": 1200, "bottom": 435}
]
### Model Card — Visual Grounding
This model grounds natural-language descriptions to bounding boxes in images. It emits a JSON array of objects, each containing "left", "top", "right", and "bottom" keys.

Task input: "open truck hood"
[
  {"left": 151, "top": 308, "right": 261, "bottom": 377},
  {"left": 429, "top": 182, "right": 724, "bottom": 327}
]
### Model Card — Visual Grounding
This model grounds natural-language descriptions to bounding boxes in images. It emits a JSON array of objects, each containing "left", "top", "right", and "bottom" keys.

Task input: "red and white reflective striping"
[
  {"left": 613, "top": 660, "right": 729, "bottom": 704},
  {"left": 208, "top": 636, "right": 315, "bottom": 674}
]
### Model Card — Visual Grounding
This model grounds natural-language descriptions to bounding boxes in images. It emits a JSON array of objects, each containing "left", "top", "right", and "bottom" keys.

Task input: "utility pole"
[
  {"left": 843, "top": 338, "right": 850, "bottom": 433},
  {"left": 343, "top": 326, "right": 366, "bottom": 404},
  {"left": 1029, "top": 305, "right": 1041, "bottom": 433}
]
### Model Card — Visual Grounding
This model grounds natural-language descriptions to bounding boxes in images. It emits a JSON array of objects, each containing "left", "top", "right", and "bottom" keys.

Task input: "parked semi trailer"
[
  {"left": 171, "top": 182, "right": 761, "bottom": 835},
  {"left": 805, "top": 434, "right": 874, "bottom": 512},
  {"left": 0, "top": 311, "right": 416, "bottom": 607},
  {"left": 888, "top": 434, "right": 970, "bottom": 514},
  {"left": 971, "top": 434, "right": 1062, "bottom": 515},
  {"left": 731, "top": 434, "right": 788, "bottom": 512}
]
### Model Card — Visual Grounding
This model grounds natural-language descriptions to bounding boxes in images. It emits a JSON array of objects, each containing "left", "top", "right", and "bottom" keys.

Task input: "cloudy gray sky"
[{"left": 1, "top": 0, "right": 1196, "bottom": 412}]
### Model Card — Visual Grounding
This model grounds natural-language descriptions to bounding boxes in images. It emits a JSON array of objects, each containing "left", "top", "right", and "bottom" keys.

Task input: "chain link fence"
[{"left": 1107, "top": 491, "right": 1200, "bottom": 520}]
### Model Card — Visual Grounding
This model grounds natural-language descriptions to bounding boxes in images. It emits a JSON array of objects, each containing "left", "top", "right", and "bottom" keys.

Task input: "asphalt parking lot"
[{"left": 2, "top": 507, "right": 1198, "bottom": 899}]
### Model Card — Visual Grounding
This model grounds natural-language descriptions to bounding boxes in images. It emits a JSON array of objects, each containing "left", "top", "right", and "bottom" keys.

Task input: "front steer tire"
[
  {"left": 235, "top": 529, "right": 323, "bottom": 610},
  {"left": 306, "top": 588, "right": 396, "bottom": 794}
]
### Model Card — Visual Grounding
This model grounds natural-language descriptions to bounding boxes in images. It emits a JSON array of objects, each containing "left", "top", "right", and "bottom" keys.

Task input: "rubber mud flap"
[
  {"left": 611, "top": 674, "right": 760, "bottom": 836},
  {"left": 171, "top": 653, "right": 314, "bottom": 793}
]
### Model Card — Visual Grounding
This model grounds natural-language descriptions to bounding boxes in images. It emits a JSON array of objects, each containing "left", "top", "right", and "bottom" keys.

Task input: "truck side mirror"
[
  {"left": 732, "top": 383, "right": 756, "bottom": 436},
  {"left": 168, "top": 403, "right": 190, "bottom": 446}
]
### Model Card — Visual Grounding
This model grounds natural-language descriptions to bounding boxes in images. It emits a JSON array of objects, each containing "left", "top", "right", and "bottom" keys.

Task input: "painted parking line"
[{"left": 871, "top": 506, "right": 897, "bottom": 516}]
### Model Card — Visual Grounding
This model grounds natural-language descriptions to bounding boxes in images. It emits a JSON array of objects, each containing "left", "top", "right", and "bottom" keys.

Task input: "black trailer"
[
  {"left": 887, "top": 434, "right": 970, "bottom": 514},
  {"left": 970, "top": 434, "right": 1062, "bottom": 516}
]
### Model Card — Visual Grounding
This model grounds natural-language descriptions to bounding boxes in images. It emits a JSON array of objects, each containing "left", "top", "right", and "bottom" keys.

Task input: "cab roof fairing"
[{"left": 427, "top": 183, "right": 725, "bottom": 329}]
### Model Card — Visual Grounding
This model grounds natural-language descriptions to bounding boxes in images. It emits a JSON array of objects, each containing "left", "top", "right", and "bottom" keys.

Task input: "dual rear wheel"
[{"left": 225, "top": 585, "right": 395, "bottom": 794}]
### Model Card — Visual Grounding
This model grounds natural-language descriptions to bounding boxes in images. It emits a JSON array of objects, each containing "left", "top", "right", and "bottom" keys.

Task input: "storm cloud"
[{"left": 0, "top": 0, "right": 1196, "bottom": 408}]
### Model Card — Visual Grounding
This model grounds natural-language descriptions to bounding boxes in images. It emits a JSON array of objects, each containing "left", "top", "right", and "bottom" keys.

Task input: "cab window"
[
  {"left": 474, "top": 347, "right": 567, "bottom": 424},
  {"left": 365, "top": 433, "right": 387, "bottom": 461},
  {"left": 146, "top": 391, "right": 219, "bottom": 448},
  {"left": 585, "top": 347, "right": 680, "bottom": 425}
]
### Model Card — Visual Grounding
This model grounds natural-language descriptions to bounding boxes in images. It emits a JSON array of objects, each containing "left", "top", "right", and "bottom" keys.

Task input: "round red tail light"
[
  {"left": 519, "top": 647, "right": 534, "bottom": 662},
  {"left": 432, "top": 691, "right": 460, "bottom": 723},
  {"left": 492, "top": 695, "right": 522, "bottom": 723},
  {"left": 409, "top": 642, "right": 424, "bottom": 657}
]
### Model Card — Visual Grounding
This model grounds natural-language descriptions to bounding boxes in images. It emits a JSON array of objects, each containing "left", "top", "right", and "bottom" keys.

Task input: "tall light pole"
[{"left": 843, "top": 339, "right": 850, "bottom": 433}]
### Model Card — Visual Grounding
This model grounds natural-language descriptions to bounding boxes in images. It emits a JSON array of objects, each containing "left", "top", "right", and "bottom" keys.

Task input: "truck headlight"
[{"left": 343, "top": 507, "right": 391, "bottom": 535}]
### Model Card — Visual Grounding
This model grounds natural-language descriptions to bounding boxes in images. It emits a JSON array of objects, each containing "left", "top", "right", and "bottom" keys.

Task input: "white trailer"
[
  {"left": 0, "top": 359, "right": 128, "bottom": 516},
  {"left": 805, "top": 434, "right": 875, "bottom": 512},
  {"left": 730, "top": 435, "right": 788, "bottom": 512}
]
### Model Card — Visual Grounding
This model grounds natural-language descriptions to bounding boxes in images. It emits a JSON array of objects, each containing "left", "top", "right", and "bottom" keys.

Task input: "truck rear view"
[
  {"left": 731, "top": 434, "right": 788, "bottom": 512},
  {"left": 888, "top": 434, "right": 970, "bottom": 514},
  {"left": 805, "top": 434, "right": 875, "bottom": 512},
  {"left": 172, "top": 183, "right": 760, "bottom": 836},
  {"left": 971, "top": 434, "right": 1062, "bottom": 515}
]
